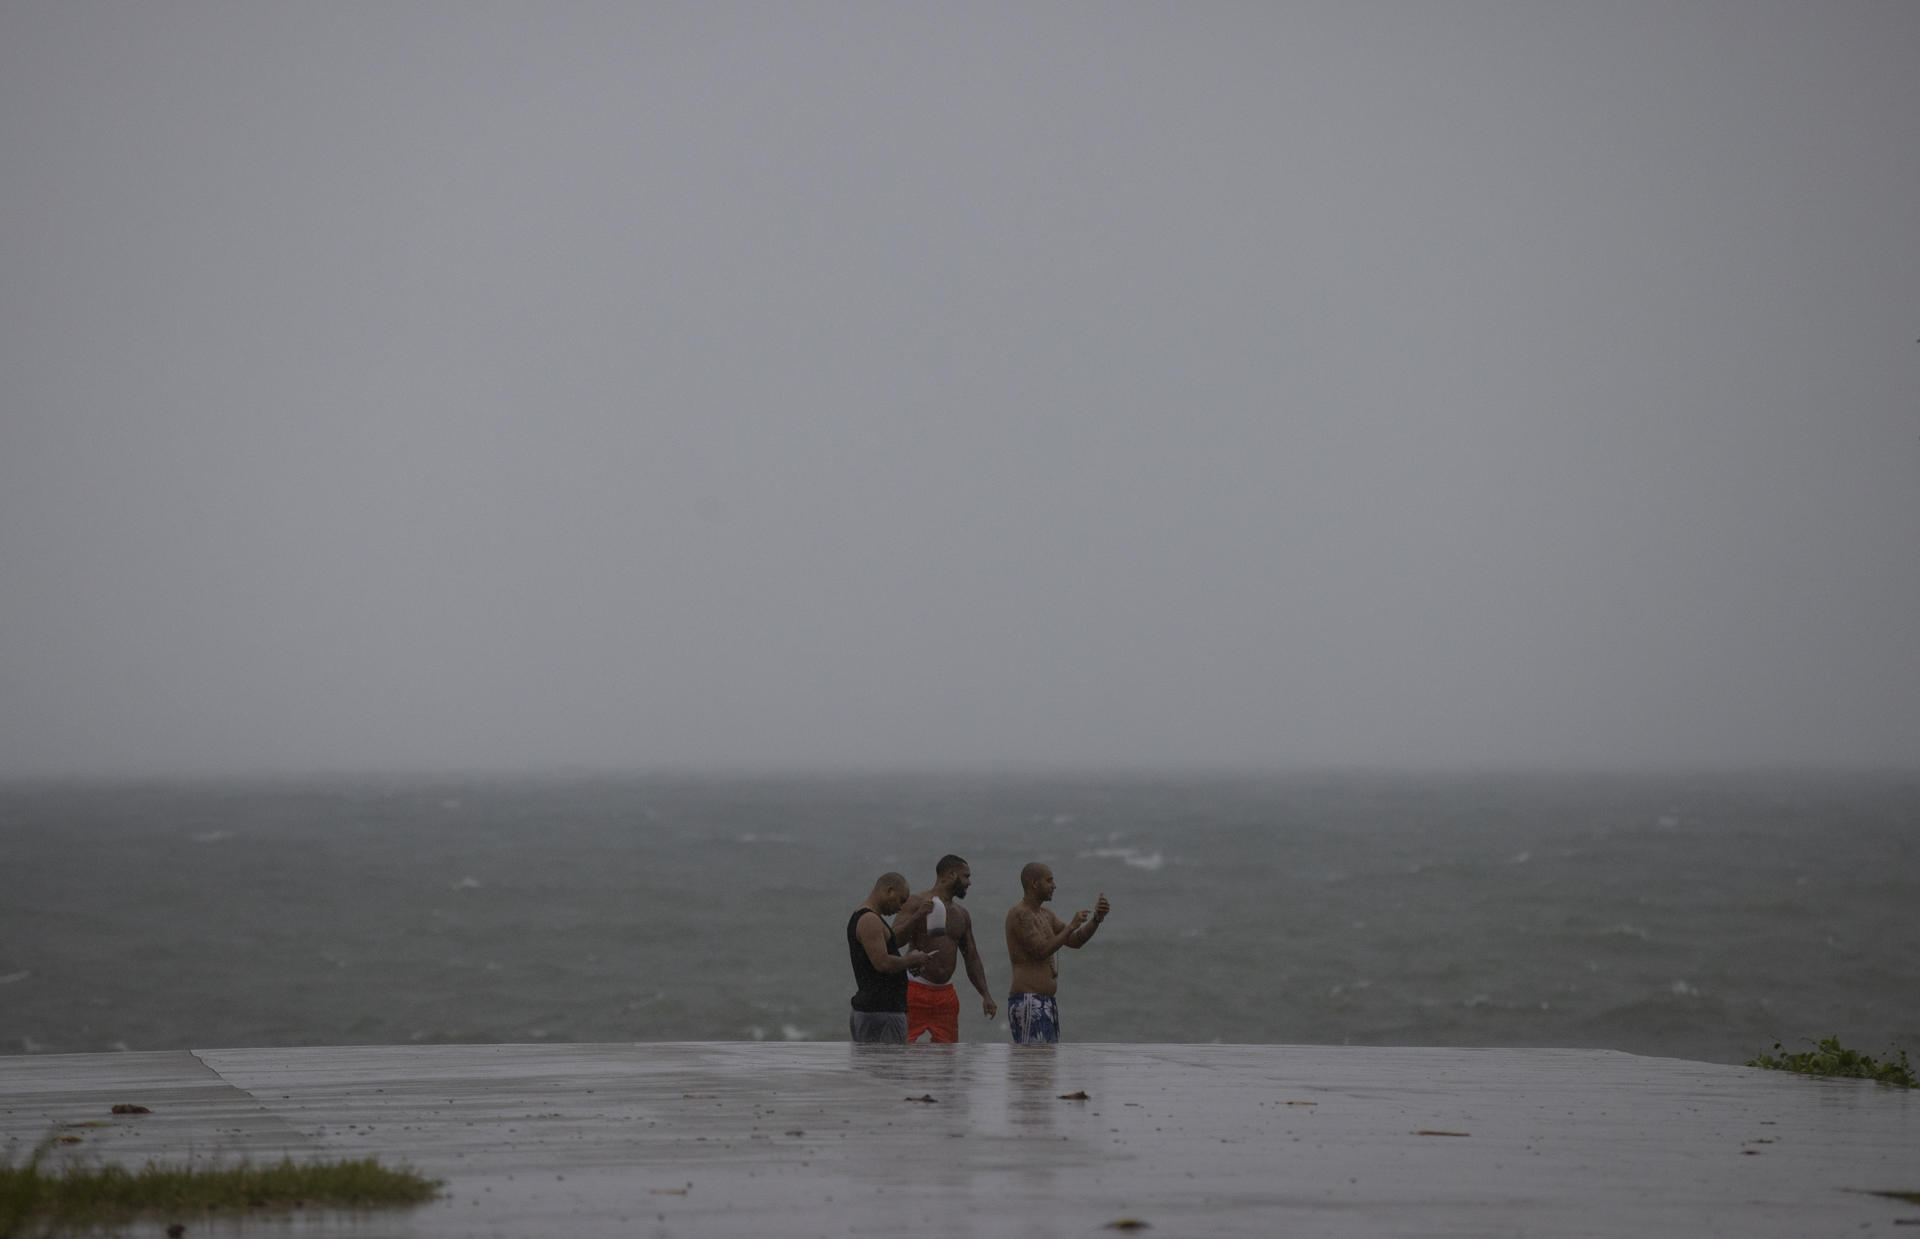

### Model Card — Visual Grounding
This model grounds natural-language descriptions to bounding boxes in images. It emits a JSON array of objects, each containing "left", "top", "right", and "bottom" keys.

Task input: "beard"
[{"left": 951, "top": 879, "right": 969, "bottom": 899}]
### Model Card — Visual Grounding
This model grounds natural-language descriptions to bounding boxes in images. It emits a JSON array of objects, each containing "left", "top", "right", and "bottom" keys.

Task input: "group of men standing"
[{"left": 846, "top": 855, "right": 1110, "bottom": 1045}]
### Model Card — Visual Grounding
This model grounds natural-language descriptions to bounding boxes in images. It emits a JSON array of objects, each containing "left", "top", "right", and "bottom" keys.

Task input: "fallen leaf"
[
  {"left": 1104, "top": 1219, "right": 1150, "bottom": 1231},
  {"left": 905, "top": 1094, "right": 939, "bottom": 1103},
  {"left": 648, "top": 1187, "right": 688, "bottom": 1196},
  {"left": 1415, "top": 1130, "right": 1470, "bottom": 1137},
  {"left": 1285, "top": 1101, "right": 1318, "bottom": 1107},
  {"left": 1058, "top": 1091, "right": 1091, "bottom": 1100},
  {"left": 112, "top": 1104, "right": 152, "bottom": 1114}
]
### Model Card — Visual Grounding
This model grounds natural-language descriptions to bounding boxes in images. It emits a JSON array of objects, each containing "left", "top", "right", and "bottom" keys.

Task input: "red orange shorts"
[{"left": 907, "top": 980, "right": 960, "bottom": 1043}]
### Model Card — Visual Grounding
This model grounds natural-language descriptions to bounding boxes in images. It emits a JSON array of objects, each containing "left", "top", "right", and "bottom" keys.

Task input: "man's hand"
[
  {"left": 981, "top": 994, "right": 998, "bottom": 1020},
  {"left": 1067, "top": 909, "right": 1090, "bottom": 932},
  {"left": 1093, "top": 893, "right": 1110, "bottom": 922},
  {"left": 902, "top": 949, "right": 932, "bottom": 970}
]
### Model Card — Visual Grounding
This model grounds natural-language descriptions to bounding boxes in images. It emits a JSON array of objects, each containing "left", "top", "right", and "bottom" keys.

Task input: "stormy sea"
[{"left": 2, "top": 771, "right": 1914, "bottom": 1065}]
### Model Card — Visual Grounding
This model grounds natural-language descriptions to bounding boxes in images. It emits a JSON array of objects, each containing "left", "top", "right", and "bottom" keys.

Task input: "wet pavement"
[{"left": 3, "top": 1042, "right": 1916, "bottom": 1236}]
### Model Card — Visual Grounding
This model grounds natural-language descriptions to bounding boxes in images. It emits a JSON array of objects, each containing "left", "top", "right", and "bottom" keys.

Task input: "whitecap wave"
[{"left": 1087, "top": 846, "right": 1164, "bottom": 871}]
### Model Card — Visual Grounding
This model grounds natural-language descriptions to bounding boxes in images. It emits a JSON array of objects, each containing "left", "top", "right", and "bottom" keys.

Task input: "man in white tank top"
[{"left": 896, "top": 855, "right": 997, "bottom": 1042}]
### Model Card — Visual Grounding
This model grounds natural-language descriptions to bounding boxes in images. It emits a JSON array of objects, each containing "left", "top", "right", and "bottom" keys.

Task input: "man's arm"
[
  {"left": 1064, "top": 893, "right": 1110, "bottom": 949},
  {"left": 891, "top": 896, "right": 934, "bottom": 939},
  {"left": 1010, "top": 905, "right": 1086, "bottom": 962},
  {"left": 857, "top": 914, "right": 929, "bottom": 974},
  {"left": 958, "top": 922, "right": 997, "bottom": 1019}
]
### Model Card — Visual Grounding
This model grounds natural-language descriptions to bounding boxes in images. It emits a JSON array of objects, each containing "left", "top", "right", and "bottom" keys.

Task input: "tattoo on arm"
[
  {"left": 1015, "top": 908, "right": 1067, "bottom": 958},
  {"left": 1016, "top": 909, "right": 1046, "bottom": 956}
]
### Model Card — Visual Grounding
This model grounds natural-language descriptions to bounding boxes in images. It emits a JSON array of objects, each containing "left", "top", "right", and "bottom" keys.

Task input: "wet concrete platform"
[{"left": 3, "top": 1042, "right": 1917, "bottom": 1236}]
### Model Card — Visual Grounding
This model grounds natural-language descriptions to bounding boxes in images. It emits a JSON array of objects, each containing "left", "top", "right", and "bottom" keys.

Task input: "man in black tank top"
[{"left": 847, "top": 872, "right": 932, "bottom": 1043}]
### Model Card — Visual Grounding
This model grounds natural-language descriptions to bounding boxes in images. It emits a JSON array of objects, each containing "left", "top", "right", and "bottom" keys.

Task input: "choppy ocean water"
[{"left": 1, "top": 772, "right": 1914, "bottom": 1065}]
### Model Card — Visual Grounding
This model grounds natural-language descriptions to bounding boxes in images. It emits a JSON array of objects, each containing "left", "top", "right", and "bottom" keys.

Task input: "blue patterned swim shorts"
[{"left": 1007, "top": 992, "right": 1059, "bottom": 1044}]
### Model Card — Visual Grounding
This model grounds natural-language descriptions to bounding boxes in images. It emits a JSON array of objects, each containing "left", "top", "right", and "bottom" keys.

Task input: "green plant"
[
  {"left": 0, "top": 1141, "right": 52, "bottom": 1239},
  {"left": 0, "top": 1153, "right": 438, "bottom": 1231},
  {"left": 1748, "top": 1037, "right": 1917, "bottom": 1088}
]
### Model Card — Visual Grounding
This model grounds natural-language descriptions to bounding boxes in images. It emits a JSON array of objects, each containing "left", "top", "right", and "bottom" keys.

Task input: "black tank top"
[{"left": 847, "top": 908, "right": 906, "bottom": 1013}]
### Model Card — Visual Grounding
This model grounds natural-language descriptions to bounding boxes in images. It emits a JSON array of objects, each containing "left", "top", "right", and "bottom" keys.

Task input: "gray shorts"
[{"left": 848, "top": 1010, "right": 908, "bottom": 1044}]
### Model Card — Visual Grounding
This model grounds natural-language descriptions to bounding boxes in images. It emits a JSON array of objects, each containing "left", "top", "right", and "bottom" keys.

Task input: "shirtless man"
[
  {"left": 1003, "top": 862, "right": 1110, "bottom": 1044},
  {"left": 847, "top": 872, "right": 933, "bottom": 1044},
  {"left": 895, "top": 855, "right": 997, "bottom": 1042}
]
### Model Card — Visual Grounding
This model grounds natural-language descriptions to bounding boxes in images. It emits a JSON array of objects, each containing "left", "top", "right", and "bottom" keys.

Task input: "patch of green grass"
[
  {"left": 1748, "top": 1037, "right": 1917, "bottom": 1088},
  {"left": 1, "top": 1148, "right": 438, "bottom": 1234}
]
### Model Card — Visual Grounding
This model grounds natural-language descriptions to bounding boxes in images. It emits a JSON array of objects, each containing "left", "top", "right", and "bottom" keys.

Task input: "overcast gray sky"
[{"left": 2, "top": 2, "right": 1916, "bottom": 776}]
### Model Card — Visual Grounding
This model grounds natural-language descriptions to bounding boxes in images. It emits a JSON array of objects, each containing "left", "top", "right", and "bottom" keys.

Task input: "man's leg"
[
  {"left": 925, "top": 983, "right": 960, "bottom": 1044},
  {"left": 850, "top": 1010, "right": 908, "bottom": 1044},
  {"left": 1006, "top": 993, "right": 1059, "bottom": 1044},
  {"left": 906, "top": 983, "right": 933, "bottom": 1042}
]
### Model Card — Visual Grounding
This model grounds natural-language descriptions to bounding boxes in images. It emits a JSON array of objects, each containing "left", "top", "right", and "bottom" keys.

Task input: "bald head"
[
  {"left": 1020, "top": 862, "right": 1053, "bottom": 896},
  {"left": 866, "top": 871, "right": 911, "bottom": 916}
]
